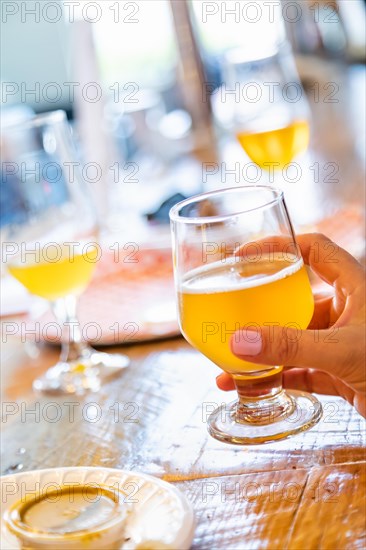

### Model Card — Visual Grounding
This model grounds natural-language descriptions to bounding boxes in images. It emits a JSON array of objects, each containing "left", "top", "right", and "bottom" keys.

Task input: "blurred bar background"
[{"left": 1, "top": 0, "right": 365, "bottom": 243}]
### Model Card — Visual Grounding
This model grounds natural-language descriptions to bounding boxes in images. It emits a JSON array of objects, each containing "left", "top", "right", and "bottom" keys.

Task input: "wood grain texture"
[
  {"left": 1, "top": 340, "right": 365, "bottom": 549},
  {"left": 176, "top": 464, "right": 366, "bottom": 549}
]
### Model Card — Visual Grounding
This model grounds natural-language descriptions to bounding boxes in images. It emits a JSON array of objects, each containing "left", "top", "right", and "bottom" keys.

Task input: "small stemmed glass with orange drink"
[
  {"left": 2, "top": 111, "right": 129, "bottom": 395},
  {"left": 223, "top": 42, "right": 310, "bottom": 171}
]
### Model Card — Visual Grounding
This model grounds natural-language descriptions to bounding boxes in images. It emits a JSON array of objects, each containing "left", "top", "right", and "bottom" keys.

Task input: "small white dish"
[{"left": 0, "top": 467, "right": 195, "bottom": 550}]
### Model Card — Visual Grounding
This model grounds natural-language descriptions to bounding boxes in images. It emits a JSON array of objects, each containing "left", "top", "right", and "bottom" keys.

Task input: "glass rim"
[
  {"left": 169, "top": 185, "right": 284, "bottom": 225},
  {"left": 1, "top": 109, "right": 67, "bottom": 131}
]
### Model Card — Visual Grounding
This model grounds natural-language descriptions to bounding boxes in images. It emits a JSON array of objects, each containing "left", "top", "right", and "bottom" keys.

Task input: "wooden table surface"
[
  {"left": 1, "top": 336, "right": 366, "bottom": 549},
  {"left": 1, "top": 64, "right": 366, "bottom": 549}
]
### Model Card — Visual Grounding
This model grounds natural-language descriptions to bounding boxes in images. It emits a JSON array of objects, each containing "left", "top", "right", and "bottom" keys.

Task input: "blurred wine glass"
[
  {"left": 223, "top": 42, "right": 310, "bottom": 170},
  {"left": 1, "top": 110, "right": 129, "bottom": 395}
]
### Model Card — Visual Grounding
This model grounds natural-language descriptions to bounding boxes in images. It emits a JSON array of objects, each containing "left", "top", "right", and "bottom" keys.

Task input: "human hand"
[{"left": 216, "top": 234, "right": 366, "bottom": 418}]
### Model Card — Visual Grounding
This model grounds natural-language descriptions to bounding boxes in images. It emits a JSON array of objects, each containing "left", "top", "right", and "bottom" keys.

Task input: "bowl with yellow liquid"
[
  {"left": 1, "top": 467, "right": 195, "bottom": 550},
  {"left": 3, "top": 484, "right": 129, "bottom": 550}
]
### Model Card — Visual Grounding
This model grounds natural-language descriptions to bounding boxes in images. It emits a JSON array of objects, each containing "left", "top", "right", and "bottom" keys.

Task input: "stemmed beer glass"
[
  {"left": 223, "top": 42, "right": 310, "bottom": 171},
  {"left": 170, "top": 186, "right": 322, "bottom": 444},
  {"left": 1, "top": 111, "right": 129, "bottom": 395}
]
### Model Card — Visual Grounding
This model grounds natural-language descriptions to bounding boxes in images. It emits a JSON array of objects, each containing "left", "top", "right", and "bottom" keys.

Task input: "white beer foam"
[{"left": 180, "top": 255, "right": 304, "bottom": 294}]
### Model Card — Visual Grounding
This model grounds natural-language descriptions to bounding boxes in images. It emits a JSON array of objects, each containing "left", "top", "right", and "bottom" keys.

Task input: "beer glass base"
[
  {"left": 33, "top": 351, "right": 130, "bottom": 396},
  {"left": 207, "top": 390, "right": 322, "bottom": 445}
]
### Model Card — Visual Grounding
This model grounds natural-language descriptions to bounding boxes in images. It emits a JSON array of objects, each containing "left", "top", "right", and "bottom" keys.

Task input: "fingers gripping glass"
[
  {"left": 2, "top": 111, "right": 129, "bottom": 395},
  {"left": 170, "top": 186, "right": 322, "bottom": 444}
]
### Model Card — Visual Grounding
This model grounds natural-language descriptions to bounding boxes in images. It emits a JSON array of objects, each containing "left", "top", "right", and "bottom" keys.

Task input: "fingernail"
[{"left": 231, "top": 331, "right": 262, "bottom": 356}]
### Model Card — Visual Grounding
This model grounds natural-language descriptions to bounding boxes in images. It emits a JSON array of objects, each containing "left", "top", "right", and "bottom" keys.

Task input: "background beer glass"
[
  {"left": 223, "top": 43, "right": 310, "bottom": 170},
  {"left": 2, "top": 111, "right": 129, "bottom": 395}
]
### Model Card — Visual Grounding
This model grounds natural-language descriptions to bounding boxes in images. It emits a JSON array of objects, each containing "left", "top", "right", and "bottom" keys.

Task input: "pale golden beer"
[
  {"left": 3, "top": 110, "right": 130, "bottom": 395},
  {"left": 9, "top": 244, "right": 98, "bottom": 301},
  {"left": 170, "top": 186, "right": 322, "bottom": 444},
  {"left": 179, "top": 254, "right": 314, "bottom": 381},
  {"left": 236, "top": 120, "right": 310, "bottom": 169}
]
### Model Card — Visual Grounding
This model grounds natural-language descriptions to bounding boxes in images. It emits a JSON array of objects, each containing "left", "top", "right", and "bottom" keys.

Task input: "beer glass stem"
[
  {"left": 233, "top": 370, "right": 295, "bottom": 425},
  {"left": 33, "top": 295, "right": 129, "bottom": 395},
  {"left": 51, "top": 295, "right": 91, "bottom": 365}
]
